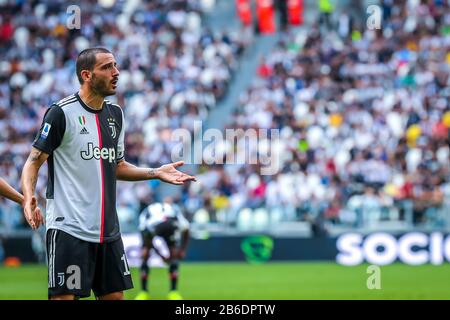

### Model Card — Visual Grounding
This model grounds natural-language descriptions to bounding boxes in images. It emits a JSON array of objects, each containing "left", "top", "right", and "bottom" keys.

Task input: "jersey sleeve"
[
  {"left": 117, "top": 107, "right": 125, "bottom": 161},
  {"left": 138, "top": 208, "right": 150, "bottom": 231},
  {"left": 177, "top": 211, "right": 190, "bottom": 232},
  {"left": 32, "top": 105, "right": 66, "bottom": 154}
]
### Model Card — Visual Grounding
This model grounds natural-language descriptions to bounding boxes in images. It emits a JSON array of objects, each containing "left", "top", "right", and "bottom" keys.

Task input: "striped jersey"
[
  {"left": 139, "top": 203, "right": 190, "bottom": 233},
  {"left": 33, "top": 93, "right": 125, "bottom": 243}
]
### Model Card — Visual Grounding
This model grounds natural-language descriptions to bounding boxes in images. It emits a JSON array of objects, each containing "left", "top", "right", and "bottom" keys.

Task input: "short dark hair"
[{"left": 76, "top": 47, "right": 112, "bottom": 84}]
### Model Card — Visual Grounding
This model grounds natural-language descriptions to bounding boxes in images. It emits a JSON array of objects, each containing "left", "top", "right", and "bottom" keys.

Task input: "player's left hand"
[
  {"left": 157, "top": 161, "right": 197, "bottom": 185},
  {"left": 24, "top": 196, "right": 44, "bottom": 230}
]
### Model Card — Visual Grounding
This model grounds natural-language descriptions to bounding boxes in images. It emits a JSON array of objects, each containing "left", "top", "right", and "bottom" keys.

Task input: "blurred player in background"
[
  {"left": 0, "top": 177, "right": 42, "bottom": 263},
  {"left": 136, "top": 199, "right": 190, "bottom": 300}
]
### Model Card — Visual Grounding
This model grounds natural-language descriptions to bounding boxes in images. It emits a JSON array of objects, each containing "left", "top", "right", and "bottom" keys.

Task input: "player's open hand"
[
  {"left": 24, "top": 195, "right": 44, "bottom": 230},
  {"left": 157, "top": 161, "right": 197, "bottom": 185}
]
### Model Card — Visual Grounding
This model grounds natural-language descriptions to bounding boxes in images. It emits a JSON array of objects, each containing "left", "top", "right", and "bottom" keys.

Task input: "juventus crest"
[{"left": 107, "top": 117, "right": 117, "bottom": 139}]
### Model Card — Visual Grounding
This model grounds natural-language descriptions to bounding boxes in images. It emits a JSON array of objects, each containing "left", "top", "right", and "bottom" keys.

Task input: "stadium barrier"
[{"left": 3, "top": 232, "right": 450, "bottom": 266}]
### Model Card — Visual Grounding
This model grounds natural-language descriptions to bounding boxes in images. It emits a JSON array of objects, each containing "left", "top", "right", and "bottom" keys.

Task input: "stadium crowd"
[
  {"left": 184, "top": 0, "right": 450, "bottom": 230},
  {"left": 0, "top": 0, "right": 247, "bottom": 231}
]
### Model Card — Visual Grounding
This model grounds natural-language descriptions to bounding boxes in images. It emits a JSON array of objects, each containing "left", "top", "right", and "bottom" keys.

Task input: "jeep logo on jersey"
[{"left": 80, "top": 142, "right": 116, "bottom": 163}]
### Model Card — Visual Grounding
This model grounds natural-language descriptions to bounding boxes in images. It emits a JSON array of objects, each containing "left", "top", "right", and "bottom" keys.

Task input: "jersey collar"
[{"left": 76, "top": 92, "right": 105, "bottom": 114}]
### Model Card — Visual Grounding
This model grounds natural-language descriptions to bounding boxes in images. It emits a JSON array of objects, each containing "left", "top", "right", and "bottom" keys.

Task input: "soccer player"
[
  {"left": 0, "top": 178, "right": 24, "bottom": 206},
  {"left": 21, "top": 48, "right": 196, "bottom": 300},
  {"left": 0, "top": 178, "right": 42, "bottom": 221},
  {"left": 135, "top": 201, "right": 190, "bottom": 300}
]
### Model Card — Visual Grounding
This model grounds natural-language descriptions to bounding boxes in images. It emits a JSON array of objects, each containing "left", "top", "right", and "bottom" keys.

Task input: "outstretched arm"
[
  {"left": 116, "top": 160, "right": 196, "bottom": 185},
  {"left": 0, "top": 178, "right": 24, "bottom": 206},
  {"left": 21, "top": 147, "right": 48, "bottom": 229}
]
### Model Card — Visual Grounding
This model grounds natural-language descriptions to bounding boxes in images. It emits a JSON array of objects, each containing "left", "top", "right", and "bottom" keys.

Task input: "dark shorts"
[
  {"left": 46, "top": 229, "right": 133, "bottom": 299},
  {"left": 141, "top": 219, "right": 178, "bottom": 248}
]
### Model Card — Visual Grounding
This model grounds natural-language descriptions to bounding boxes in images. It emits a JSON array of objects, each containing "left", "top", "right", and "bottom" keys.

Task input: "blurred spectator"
[{"left": 318, "top": 0, "right": 334, "bottom": 30}]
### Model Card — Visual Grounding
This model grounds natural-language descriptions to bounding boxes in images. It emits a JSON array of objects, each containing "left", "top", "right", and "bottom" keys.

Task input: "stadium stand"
[
  {"left": 0, "top": 0, "right": 246, "bottom": 232},
  {"left": 183, "top": 0, "right": 450, "bottom": 234}
]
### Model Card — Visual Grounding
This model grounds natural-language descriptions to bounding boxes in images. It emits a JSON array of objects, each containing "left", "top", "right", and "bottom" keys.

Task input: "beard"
[{"left": 90, "top": 73, "right": 115, "bottom": 97}]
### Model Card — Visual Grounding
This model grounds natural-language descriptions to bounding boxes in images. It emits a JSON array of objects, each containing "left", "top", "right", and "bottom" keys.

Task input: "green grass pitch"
[{"left": 0, "top": 262, "right": 449, "bottom": 300}]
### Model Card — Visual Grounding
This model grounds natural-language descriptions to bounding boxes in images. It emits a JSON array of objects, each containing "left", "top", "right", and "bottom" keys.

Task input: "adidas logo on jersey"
[{"left": 80, "top": 127, "right": 89, "bottom": 134}]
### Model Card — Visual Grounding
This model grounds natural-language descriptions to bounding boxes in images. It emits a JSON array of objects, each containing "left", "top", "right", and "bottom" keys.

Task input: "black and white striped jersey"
[
  {"left": 33, "top": 93, "right": 125, "bottom": 243},
  {"left": 139, "top": 203, "right": 190, "bottom": 233}
]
